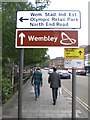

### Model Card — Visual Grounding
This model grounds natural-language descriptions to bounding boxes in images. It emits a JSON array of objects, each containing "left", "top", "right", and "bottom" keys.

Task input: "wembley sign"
[{"left": 16, "top": 29, "right": 78, "bottom": 48}]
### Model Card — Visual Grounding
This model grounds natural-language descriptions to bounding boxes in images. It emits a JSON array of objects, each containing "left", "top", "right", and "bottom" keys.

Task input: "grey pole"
[
  {"left": 72, "top": 67, "right": 76, "bottom": 119},
  {"left": 88, "top": 2, "right": 90, "bottom": 119},
  {"left": 18, "top": 48, "right": 24, "bottom": 119}
]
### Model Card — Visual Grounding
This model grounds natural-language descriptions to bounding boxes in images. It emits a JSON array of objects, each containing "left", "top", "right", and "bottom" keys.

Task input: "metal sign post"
[
  {"left": 64, "top": 48, "right": 84, "bottom": 119},
  {"left": 18, "top": 48, "right": 24, "bottom": 119},
  {"left": 72, "top": 67, "right": 76, "bottom": 118}
]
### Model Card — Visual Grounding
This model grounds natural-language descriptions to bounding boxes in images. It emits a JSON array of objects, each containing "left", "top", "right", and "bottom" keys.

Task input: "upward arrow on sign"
[
  {"left": 78, "top": 50, "right": 82, "bottom": 55},
  {"left": 19, "top": 32, "right": 25, "bottom": 45}
]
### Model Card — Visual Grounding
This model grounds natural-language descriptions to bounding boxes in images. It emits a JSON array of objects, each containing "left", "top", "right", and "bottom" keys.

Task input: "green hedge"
[
  {"left": 2, "top": 77, "right": 12, "bottom": 104},
  {"left": 2, "top": 73, "right": 32, "bottom": 104}
]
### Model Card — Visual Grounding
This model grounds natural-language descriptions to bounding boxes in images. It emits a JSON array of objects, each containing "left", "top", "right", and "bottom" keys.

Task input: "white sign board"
[
  {"left": 64, "top": 59, "right": 84, "bottom": 69},
  {"left": 17, "top": 10, "right": 81, "bottom": 29}
]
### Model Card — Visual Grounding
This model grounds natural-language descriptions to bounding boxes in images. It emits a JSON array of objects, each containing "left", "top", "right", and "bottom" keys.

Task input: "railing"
[{"left": 2, "top": 73, "right": 32, "bottom": 104}]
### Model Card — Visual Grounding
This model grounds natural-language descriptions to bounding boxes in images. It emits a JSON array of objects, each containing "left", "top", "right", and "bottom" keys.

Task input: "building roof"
[
  {"left": 79, "top": 45, "right": 90, "bottom": 54},
  {"left": 51, "top": 57, "right": 64, "bottom": 60},
  {"left": 84, "top": 45, "right": 90, "bottom": 54}
]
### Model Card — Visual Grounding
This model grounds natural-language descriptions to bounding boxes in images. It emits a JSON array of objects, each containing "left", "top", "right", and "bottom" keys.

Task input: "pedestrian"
[
  {"left": 31, "top": 67, "right": 43, "bottom": 101},
  {"left": 48, "top": 67, "right": 61, "bottom": 105}
]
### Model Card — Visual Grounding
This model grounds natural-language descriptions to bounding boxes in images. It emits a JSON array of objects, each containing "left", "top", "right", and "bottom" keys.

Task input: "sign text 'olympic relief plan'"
[{"left": 17, "top": 10, "right": 81, "bottom": 29}]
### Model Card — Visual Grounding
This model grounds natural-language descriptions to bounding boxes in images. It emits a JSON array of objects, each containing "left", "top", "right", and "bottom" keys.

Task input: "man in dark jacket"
[
  {"left": 48, "top": 67, "right": 61, "bottom": 105},
  {"left": 31, "top": 68, "right": 42, "bottom": 101}
]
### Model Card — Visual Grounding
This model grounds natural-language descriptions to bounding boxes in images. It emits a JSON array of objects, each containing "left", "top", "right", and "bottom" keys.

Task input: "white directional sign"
[
  {"left": 16, "top": 10, "right": 81, "bottom": 29},
  {"left": 64, "top": 59, "right": 84, "bottom": 69}
]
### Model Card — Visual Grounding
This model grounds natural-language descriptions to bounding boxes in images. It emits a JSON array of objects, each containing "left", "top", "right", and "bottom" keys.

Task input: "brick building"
[
  {"left": 80, "top": 45, "right": 90, "bottom": 72},
  {"left": 49, "top": 57, "right": 64, "bottom": 69},
  {"left": 84, "top": 45, "right": 90, "bottom": 72}
]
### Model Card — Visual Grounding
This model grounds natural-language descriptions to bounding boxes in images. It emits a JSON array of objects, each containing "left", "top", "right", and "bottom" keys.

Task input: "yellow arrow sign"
[{"left": 64, "top": 48, "right": 84, "bottom": 59}]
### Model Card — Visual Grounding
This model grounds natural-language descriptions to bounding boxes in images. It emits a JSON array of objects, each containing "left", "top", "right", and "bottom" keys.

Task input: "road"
[
  {"left": 42, "top": 69, "right": 89, "bottom": 114},
  {"left": 43, "top": 69, "right": 88, "bottom": 105},
  {"left": 61, "top": 73, "right": 90, "bottom": 117},
  {"left": 61, "top": 75, "right": 88, "bottom": 105}
]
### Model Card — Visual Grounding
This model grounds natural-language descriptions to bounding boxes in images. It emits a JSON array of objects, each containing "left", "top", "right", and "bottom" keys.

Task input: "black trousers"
[{"left": 52, "top": 88, "right": 58, "bottom": 103}]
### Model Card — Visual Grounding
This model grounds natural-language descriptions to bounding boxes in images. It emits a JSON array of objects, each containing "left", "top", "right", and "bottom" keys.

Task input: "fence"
[{"left": 2, "top": 73, "right": 32, "bottom": 104}]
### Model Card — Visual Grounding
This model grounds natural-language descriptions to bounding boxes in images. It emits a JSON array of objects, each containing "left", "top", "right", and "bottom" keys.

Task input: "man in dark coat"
[{"left": 48, "top": 67, "right": 61, "bottom": 105}]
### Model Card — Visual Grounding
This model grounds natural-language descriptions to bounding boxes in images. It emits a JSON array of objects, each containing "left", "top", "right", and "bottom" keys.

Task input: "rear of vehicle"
[
  {"left": 76, "top": 70, "right": 86, "bottom": 76},
  {"left": 58, "top": 70, "right": 71, "bottom": 79}
]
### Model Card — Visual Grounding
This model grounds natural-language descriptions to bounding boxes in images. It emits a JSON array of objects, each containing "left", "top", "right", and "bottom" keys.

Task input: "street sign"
[
  {"left": 15, "top": 29, "right": 78, "bottom": 48},
  {"left": 64, "top": 59, "right": 84, "bottom": 68},
  {"left": 64, "top": 48, "right": 84, "bottom": 68},
  {"left": 64, "top": 48, "right": 84, "bottom": 59},
  {"left": 16, "top": 10, "right": 81, "bottom": 29}
]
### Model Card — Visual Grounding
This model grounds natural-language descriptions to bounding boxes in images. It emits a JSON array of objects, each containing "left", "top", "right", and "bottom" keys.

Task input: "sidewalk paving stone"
[{"left": 2, "top": 75, "right": 88, "bottom": 119}]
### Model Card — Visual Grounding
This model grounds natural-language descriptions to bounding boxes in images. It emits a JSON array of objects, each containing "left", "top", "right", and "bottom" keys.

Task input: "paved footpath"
[{"left": 2, "top": 72, "right": 88, "bottom": 119}]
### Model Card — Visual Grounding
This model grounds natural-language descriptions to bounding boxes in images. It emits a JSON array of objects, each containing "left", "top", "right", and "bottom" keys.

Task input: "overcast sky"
[{"left": 28, "top": 0, "right": 89, "bottom": 59}]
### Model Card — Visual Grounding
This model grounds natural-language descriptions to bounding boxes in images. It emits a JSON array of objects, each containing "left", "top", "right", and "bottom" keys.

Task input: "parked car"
[
  {"left": 58, "top": 70, "right": 71, "bottom": 79},
  {"left": 86, "top": 70, "right": 90, "bottom": 74},
  {"left": 68, "top": 69, "right": 72, "bottom": 73},
  {"left": 44, "top": 67, "right": 49, "bottom": 70},
  {"left": 76, "top": 69, "right": 86, "bottom": 76},
  {"left": 48, "top": 68, "right": 53, "bottom": 74}
]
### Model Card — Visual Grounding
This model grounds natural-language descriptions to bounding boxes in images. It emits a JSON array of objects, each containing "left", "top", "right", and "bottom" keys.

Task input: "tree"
[
  {"left": 2, "top": 2, "right": 32, "bottom": 65},
  {"left": 2, "top": 1, "right": 50, "bottom": 103},
  {"left": 24, "top": 48, "right": 48, "bottom": 67},
  {"left": 2, "top": 2, "right": 50, "bottom": 67}
]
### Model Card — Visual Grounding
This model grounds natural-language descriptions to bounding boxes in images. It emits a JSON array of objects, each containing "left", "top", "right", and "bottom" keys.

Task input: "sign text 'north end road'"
[
  {"left": 17, "top": 10, "right": 81, "bottom": 29},
  {"left": 16, "top": 30, "right": 78, "bottom": 48}
]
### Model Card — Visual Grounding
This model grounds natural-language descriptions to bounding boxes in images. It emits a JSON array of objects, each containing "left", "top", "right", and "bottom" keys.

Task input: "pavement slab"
[{"left": 2, "top": 75, "right": 88, "bottom": 119}]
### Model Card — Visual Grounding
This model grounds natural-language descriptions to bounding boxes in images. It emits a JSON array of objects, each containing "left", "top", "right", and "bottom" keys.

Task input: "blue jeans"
[{"left": 34, "top": 85, "right": 40, "bottom": 99}]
